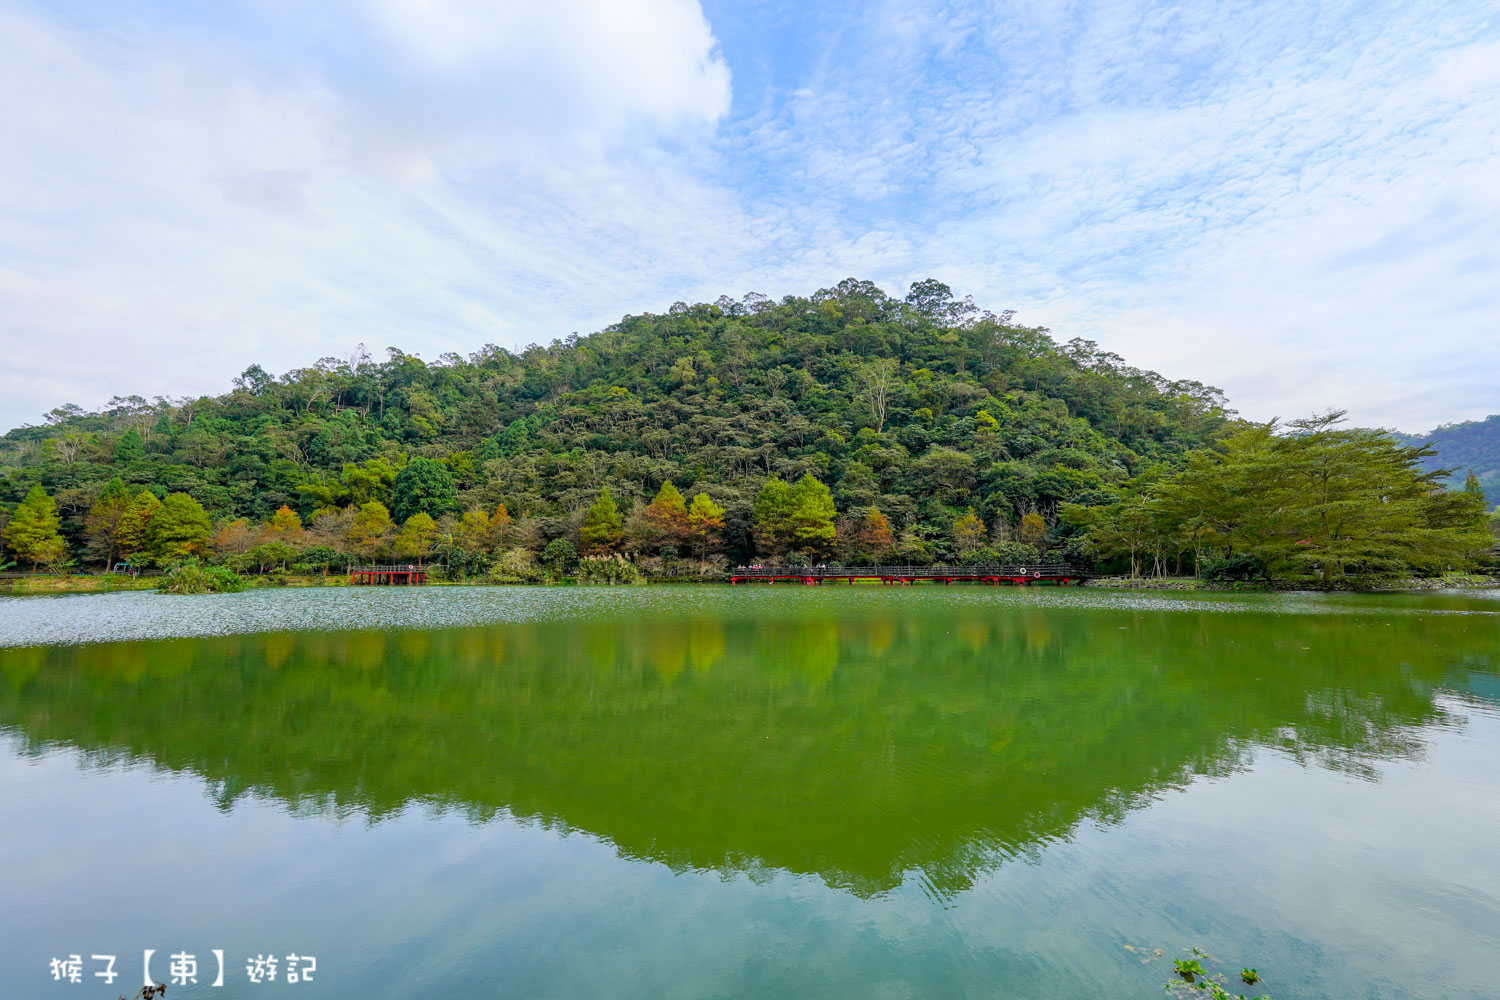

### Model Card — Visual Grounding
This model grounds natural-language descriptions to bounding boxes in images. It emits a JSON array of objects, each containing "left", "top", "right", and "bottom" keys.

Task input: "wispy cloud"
[{"left": 1, "top": 0, "right": 1498, "bottom": 431}]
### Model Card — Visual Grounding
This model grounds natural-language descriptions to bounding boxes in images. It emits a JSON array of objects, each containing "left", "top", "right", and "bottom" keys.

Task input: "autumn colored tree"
[
  {"left": 852, "top": 509, "right": 894, "bottom": 563},
  {"left": 488, "top": 503, "right": 514, "bottom": 549},
  {"left": 116, "top": 491, "right": 163, "bottom": 560},
  {"left": 580, "top": 488, "right": 623, "bottom": 555},
  {"left": 1018, "top": 510, "right": 1048, "bottom": 548},
  {"left": 265, "top": 505, "right": 304, "bottom": 540},
  {"left": 84, "top": 477, "right": 132, "bottom": 568},
  {"left": 4, "top": 484, "right": 67, "bottom": 570},
  {"left": 953, "top": 508, "right": 986, "bottom": 554},
  {"left": 685, "top": 492, "right": 726, "bottom": 569},
  {"left": 306, "top": 506, "right": 357, "bottom": 568},
  {"left": 644, "top": 481, "right": 690, "bottom": 551},
  {"left": 215, "top": 519, "right": 258, "bottom": 560}
]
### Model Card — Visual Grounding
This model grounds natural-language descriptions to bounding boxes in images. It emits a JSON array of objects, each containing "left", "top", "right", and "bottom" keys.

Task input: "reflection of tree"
[{"left": 1, "top": 606, "right": 1493, "bottom": 900}]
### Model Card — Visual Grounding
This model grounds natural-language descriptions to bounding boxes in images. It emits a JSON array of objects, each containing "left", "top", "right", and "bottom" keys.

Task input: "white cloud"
[
  {"left": 362, "top": 0, "right": 730, "bottom": 128},
  {"left": 0, "top": 0, "right": 743, "bottom": 429},
  {"left": 1, "top": 0, "right": 1498, "bottom": 434},
  {"left": 735, "top": 0, "right": 1500, "bottom": 430}
]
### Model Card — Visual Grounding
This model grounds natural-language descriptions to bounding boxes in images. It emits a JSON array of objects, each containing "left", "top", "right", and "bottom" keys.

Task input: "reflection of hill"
[{"left": 1, "top": 606, "right": 1491, "bottom": 897}]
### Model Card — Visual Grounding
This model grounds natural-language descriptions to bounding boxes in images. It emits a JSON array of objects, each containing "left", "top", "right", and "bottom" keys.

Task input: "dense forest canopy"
[{"left": 0, "top": 278, "right": 1491, "bottom": 581}]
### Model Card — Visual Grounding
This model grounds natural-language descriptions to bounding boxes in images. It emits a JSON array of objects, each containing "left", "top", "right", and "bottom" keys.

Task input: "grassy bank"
[
  {"left": 8, "top": 572, "right": 1495, "bottom": 595},
  {"left": 0, "top": 573, "right": 158, "bottom": 595},
  {"left": 0, "top": 573, "right": 353, "bottom": 595},
  {"left": 1085, "top": 573, "right": 1500, "bottom": 592}
]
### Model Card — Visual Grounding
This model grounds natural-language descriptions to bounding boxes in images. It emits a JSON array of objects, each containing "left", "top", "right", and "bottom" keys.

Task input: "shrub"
[
  {"left": 991, "top": 541, "right": 1042, "bottom": 564},
  {"left": 157, "top": 560, "right": 244, "bottom": 594},
  {"left": 486, "top": 548, "right": 545, "bottom": 584},
  {"left": 1200, "top": 553, "right": 1268, "bottom": 581},
  {"left": 576, "top": 554, "right": 644, "bottom": 585},
  {"left": 956, "top": 543, "right": 1041, "bottom": 565}
]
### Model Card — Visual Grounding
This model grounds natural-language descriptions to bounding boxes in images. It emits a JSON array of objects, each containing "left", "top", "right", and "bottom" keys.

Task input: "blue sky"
[{"left": 2, "top": 0, "right": 1498, "bottom": 432}]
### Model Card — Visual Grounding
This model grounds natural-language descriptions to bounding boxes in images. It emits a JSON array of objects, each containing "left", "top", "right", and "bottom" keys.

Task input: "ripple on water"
[{"left": 0, "top": 583, "right": 1496, "bottom": 647}]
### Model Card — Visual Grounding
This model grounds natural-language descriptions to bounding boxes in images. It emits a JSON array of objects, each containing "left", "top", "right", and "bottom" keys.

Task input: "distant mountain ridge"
[{"left": 1397, "top": 415, "right": 1500, "bottom": 506}]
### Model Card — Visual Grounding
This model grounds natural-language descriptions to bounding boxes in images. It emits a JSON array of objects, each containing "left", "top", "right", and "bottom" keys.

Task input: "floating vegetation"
[{"left": 1163, "top": 947, "right": 1271, "bottom": 1000}]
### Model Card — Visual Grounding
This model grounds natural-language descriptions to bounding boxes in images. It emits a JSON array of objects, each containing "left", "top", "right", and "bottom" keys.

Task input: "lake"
[{"left": 2, "top": 585, "right": 1498, "bottom": 998}]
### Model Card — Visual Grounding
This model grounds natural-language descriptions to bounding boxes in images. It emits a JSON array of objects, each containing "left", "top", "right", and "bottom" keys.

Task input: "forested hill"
[
  {"left": 1399, "top": 415, "right": 1500, "bottom": 505},
  {"left": 0, "top": 279, "right": 1232, "bottom": 565}
]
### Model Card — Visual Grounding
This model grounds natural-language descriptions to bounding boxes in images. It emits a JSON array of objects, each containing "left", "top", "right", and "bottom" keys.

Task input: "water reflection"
[{"left": 1, "top": 599, "right": 1495, "bottom": 900}]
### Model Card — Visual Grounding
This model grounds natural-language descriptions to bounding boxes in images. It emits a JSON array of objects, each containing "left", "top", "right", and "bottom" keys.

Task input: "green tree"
[
  {"left": 85, "top": 477, "right": 132, "bottom": 568},
  {"left": 454, "top": 508, "right": 493, "bottom": 555},
  {"left": 1270, "top": 413, "right": 1477, "bottom": 581},
  {"left": 753, "top": 478, "right": 795, "bottom": 559},
  {"left": 1066, "top": 412, "right": 1494, "bottom": 583},
  {"left": 788, "top": 474, "right": 836, "bottom": 560},
  {"left": 499, "top": 418, "right": 532, "bottom": 457},
  {"left": 1463, "top": 470, "right": 1485, "bottom": 506},
  {"left": 392, "top": 457, "right": 456, "bottom": 522},
  {"left": 580, "top": 488, "right": 624, "bottom": 555},
  {"left": 116, "top": 491, "right": 164, "bottom": 561},
  {"left": 4, "top": 484, "right": 67, "bottom": 570},
  {"left": 543, "top": 537, "right": 579, "bottom": 576},
  {"left": 150, "top": 493, "right": 213, "bottom": 561},
  {"left": 348, "top": 501, "right": 394, "bottom": 559},
  {"left": 337, "top": 458, "right": 399, "bottom": 507},
  {"left": 394, "top": 512, "right": 438, "bottom": 565},
  {"left": 246, "top": 541, "right": 297, "bottom": 572},
  {"left": 112, "top": 427, "right": 145, "bottom": 463}
]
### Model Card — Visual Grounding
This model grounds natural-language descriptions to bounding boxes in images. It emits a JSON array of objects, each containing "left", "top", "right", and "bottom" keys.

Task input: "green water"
[{"left": 2, "top": 586, "right": 1498, "bottom": 998}]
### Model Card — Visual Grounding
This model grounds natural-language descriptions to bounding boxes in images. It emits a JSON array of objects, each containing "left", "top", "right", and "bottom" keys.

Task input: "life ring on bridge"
[{"left": 1033, "top": 571, "right": 1041, "bottom": 578}]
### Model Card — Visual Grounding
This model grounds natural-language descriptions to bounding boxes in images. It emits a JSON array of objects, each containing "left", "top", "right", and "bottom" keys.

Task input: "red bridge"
[
  {"left": 730, "top": 564, "right": 1088, "bottom": 586},
  {"left": 351, "top": 564, "right": 428, "bottom": 585}
]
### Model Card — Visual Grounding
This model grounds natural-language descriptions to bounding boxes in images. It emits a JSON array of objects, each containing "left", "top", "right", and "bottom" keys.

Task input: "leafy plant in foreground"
[{"left": 1164, "top": 947, "right": 1270, "bottom": 1000}]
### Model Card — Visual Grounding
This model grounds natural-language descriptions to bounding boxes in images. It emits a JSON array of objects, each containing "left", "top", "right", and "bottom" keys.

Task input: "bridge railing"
[
  {"left": 732, "top": 564, "right": 1085, "bottom": 578},
  {"left": 352, "top": 565, "right": 423, "bottom": 573}
]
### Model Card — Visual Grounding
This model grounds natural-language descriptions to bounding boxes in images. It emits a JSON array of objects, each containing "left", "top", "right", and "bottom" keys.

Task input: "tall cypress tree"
[
  {"left": 4, "top": 485, "right": 67, "bottom": 570},
  {"left": 581, "top": 489, "right": 623, "bottom": 555}
]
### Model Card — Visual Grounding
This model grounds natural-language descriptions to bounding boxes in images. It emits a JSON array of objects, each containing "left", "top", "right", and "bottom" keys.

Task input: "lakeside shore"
[
  {"left": 1081, "top": 574, "right": 1500, "bottom": 592},
  {"left": 4, "top": 572, "right": 1498, "bottom": 596}
]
